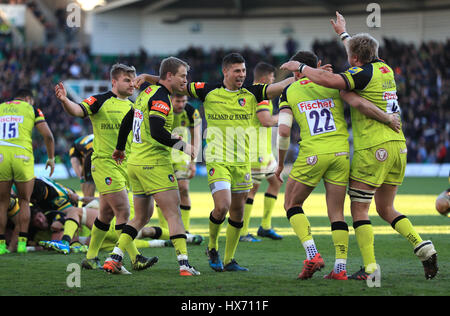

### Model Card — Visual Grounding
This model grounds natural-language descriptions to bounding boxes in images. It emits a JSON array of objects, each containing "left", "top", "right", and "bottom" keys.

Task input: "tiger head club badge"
[
  {"left": 238, "top": 98, "right": 246, "bottom": 107},
  {"left": 105, "top": 177, "right": 112, "bottom": 186},
  {"left": 306, "top": 155, "right": 318, "bottom": 166},
  {"left": 209, "top": 168, "right": 215, "bottom": 177},
  {"left": 168, "top": 174, "right": 175, "bottom": 183},
  {"left": 245, "top": 173, "right": 251, "bottom": 181},
  {"left": 375, "top": 148, "right": 388, "bottom": 162}
]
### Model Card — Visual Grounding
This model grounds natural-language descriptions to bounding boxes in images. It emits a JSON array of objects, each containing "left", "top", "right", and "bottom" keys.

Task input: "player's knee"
[{"left": 436, "top": 198, "right": 450, "bottom": 216}]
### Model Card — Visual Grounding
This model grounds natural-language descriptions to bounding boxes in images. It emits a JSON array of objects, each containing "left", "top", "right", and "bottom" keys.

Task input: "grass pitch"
[{"left": 1, "top": 177, "right": 448, "bottom": 297}]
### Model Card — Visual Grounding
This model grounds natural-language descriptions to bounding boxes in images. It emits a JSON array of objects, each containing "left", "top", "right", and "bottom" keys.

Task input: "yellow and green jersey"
[
  {"left": 279, "top": 77, "right": 349, "bottom": 156},
  {"left": 0, "top": 100, "right": 45, "bottom": 153},
  {"left": 172, "top": 103, "right": 201, "bottom": 164},
  {"left": 250, "top": 99, "right": 275, "bottom": 168},
  {"left": 188, "top": 82, "right": 268, "bottom": 164},
  {"left": 129, "top": 84, "right": 174, "bottom": 164},
  {"left": 340, "top": 59, "right": 406, "bottom": 150},
  {"left": 79, "top": 92, "right": 133, "bottom": 160}
]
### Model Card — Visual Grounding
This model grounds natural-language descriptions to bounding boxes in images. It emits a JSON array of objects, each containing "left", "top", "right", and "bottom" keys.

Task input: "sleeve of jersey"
[
  {"left": 79, "top": 94, "right": 103, "bottom": 117},
  {"left": 149, "top": 92, "right": 172, "bottom": 120},
  {"left": 247, "top": 84, "right": 268, "bottom": 103},
  {"left": 278, "top": 85, "right": 291, "bottom": 111},
  {"left": 256, "top": 100, "right": 271, "bottom": 113},
  {"left": 187, "top": 82, "right": 209, "bottom": 102},
  {"left": 34, "top": 108, "right": 46, "bottom": 125},
  {"left": 340, "top": 66, "right": 372, "bottom": 91},
  {"left": 185, "top": 104, "right": 201, "bottom": 127},
  {"left": 116, "top": 108, "right": 134, "bottom": 151}
]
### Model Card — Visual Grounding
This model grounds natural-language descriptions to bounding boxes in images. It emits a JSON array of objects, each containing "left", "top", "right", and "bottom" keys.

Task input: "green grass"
[{"left": 1, "top": 177, "right": 448, "bottom": 297}]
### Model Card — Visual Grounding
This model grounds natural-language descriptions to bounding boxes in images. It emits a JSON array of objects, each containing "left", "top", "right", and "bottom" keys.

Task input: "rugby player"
[
  {"left": 134, "top": 53, "right": 295, "bottom": 271},
  {"left": 240, "top": 62, "right": 283, "bottom": 242},
  {"left": 280, "top": 11, "right": 438, "bottom": 280},
  {"left": 0, "top": 89, "right": 55, "bottom": 254},
  {"left": 276, "top": 51, "right": 399, "bottom": 280},
  {"left": 110, "top": 57, "right": 199, "bottom": 276},
  {"left": 156, "top": 94, "right": 202, "bottom": 235},
  {"left": 69, "top": 134, "right": 95, "bottom": 199},
  {"left": 55, "top": 64, "right": 150, "bottom": 272}
]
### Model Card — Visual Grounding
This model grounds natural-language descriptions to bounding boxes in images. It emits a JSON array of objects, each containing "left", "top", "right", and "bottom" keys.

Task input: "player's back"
[
  {"left": 279, "top": 78, "right": 349, "bottom": 156},
  {"left": 0, "top": 100, "right": 45, "bottom": 152},
  {"left": 129, "top": 85, "right": 174, "bottom": 164},
  {"left": 340, "top": 60, "right": 406, "bottom": 150}
]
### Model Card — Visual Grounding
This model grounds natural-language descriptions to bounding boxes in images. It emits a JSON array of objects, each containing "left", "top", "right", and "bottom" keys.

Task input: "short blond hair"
[{"left": 348, "top": 33, "right": 379, "bottom": 64}]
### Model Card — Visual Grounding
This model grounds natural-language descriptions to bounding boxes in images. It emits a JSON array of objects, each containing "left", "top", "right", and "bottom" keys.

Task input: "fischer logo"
[
  {"left": 383, "top": 91, "right": 398, "bottom": 100},
  {"left": 297, "top": 98, "right": 335, "bottom": 112},
  {"left": 0, "top": 116, "right": 23, "bottom": 123}
]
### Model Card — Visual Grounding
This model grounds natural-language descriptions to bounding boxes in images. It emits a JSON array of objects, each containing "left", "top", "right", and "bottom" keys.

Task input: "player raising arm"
[{"left": 281, "top": 11, "right": 438, "bottom": 280}]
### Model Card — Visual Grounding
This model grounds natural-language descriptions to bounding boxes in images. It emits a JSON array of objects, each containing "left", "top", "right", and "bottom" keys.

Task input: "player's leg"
[
  {"left": 155, "top": 189, "right": 199, "bottom": 275},
  {"left": 81, "top": 152, "right": 96, "bottom": 199},
  {"left": 348, "top": 179, "right": 377, "bottom": 278},
  {"left": 284, "top": 177, "right": 323, "bottom": 279},
  {"left": 205, "top": 186, "right": 231, "bottom": 271},
  {"left": 258, "top": 173, "right": 283, "bottom": 240},
  {"left": 223, "top": 191, "right": 249, "bottom": 271},
  {"left": 14, "top": 179, "right": 35, "bottom": 253},
  {"left": 323, "top": 181, "right": 348, "bottom": 280},
  {"left": 0, "top": 181, "right": 12, "bottom": 255},
  {"left": 105, "top": 194, "right": 158, "bottom": 273},
  {"left": 375, "top": 183, "right": 438, "bottom": 279},
  {"left": 240, "top": 179, "right": 261, "bottom": 242},
  {"left": 178, "top": 179, "right": 192, "bottom": 232}
]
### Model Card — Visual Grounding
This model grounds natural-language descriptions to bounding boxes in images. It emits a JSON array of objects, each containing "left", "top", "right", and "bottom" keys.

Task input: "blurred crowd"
[{"left": 0, "top": 37, "right": 449, "bottom": 166}]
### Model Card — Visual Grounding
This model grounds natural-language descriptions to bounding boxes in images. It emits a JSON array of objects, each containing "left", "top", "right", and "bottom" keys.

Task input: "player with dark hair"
[
  {"left": 281, "top": 12, "right": 438, "bottom": 280},
  {"left": 0, "top": 89, "right": 55, "bottom": 255},
  {"left": 134, "top": 52, "right": 294, "bottom": 272}
]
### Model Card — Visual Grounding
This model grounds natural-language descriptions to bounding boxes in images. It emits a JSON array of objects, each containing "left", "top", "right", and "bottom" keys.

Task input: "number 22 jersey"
[{"left": 279, "top": 78, "right": 349, "bottom": 156}]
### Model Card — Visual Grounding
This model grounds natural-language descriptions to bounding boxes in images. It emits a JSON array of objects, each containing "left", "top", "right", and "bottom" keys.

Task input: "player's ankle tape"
[
  {"left": 246, "top": 198, "right": 254, "bottom": 205},
  {"left": 170, "top": 234, "right": 187, "bottom": 240},
  {"left": 180, "top": 205, "right": 191, "bottom": 211}
]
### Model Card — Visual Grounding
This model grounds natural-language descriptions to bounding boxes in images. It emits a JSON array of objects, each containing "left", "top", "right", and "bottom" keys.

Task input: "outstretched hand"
[{"left": 330, "top": 11, "right": 347, "bottom": 35}]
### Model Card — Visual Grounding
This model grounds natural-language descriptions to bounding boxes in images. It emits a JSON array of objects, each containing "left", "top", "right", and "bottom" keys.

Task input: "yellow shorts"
[
  {"left": 289, "top": 152, "right": 350, "bottom": 187},
  {"left": 128, "top": 163, "right": 178, "bottom": 196},
  {"left": 91, "top": 157, "right": 129, "bottom": 195},
  {"left": 350, "top": 141, "right": 407, "bottom": 187},
  {"left": 0, "top": 146, "right": 34, "bottom": 182},
  {"left": 207, "top": 163, "right": 252, "bottom": 193}
]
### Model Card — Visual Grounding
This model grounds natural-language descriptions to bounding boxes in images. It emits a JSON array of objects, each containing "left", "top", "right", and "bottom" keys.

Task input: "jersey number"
[
  {"left": 132, "top": 110, "right": 144, "bottom": 144},
  {"left": 307, "top": 109, "right": 336, "bottom": 136},
  {"left": 0, "top": 122, "right": 19, "bottom": 140}
]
